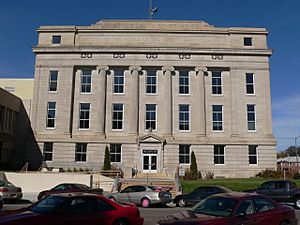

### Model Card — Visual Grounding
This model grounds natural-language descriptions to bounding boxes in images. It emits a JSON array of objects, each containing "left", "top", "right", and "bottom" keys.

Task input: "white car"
[{"left": 0, "top": 180, "right": 22, "bottom": 203}]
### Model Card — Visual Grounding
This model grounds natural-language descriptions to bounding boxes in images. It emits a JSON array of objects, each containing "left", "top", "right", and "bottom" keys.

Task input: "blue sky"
[{"left": 0, "top": 0, "right": 299, "bottom": 151}]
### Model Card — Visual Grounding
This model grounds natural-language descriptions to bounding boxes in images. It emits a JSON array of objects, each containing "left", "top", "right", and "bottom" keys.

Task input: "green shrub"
[
  {"left": 256, "top": 168, "right": 281, "bottom": 178},
  {"left": 103, "top": 145, "right": 111, "bottom": 170},
  {"left": 294, "top": 172, "right": 300, "bottom": 179},
  {"left": 190, "top": 151, "right": 198, "bottom": 180}
]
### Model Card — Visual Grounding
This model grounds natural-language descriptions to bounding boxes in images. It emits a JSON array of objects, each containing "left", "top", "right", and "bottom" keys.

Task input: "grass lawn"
[{"left": 181, "top": 178, "right": 300, "bottom": 193}]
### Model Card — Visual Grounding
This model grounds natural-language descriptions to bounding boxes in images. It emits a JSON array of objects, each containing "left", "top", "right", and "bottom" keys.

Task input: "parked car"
[
  {"left": 0, "top": 196, "right": 3, "bottom": 209},
  {"left": 0, "top": 181, "right": 22, "bottom": 203},
  {"left": 0, "top": 192, "right": 144, "bottom": 225},
  {"left": 157, "top": 192, "right": 297, "bottom": 225},
  {"left": 173, "top": 185, "right": 232, "bottom": 207},
  {"left": 243, "top": 180, "right": 300, "bottom": 209},
  {"left": 37, "top": 183, "right": 103, "bottom": 200},
  {"left": 107, "top": 185, "right": 172, "bottom": 208}
]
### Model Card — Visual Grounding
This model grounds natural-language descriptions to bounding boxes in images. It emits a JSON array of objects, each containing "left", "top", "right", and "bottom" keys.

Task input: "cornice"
[{"left": 32, "top": 47, "right": 273, "bottom": 56}]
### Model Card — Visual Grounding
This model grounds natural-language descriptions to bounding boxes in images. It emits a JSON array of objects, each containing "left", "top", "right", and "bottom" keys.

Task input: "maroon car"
[
  {"left": 157, "top": 192, "right": 297, "bottom": 225},
  {"left": 0, "top": 193, "right": 144, "bottom": 225},
  {"left": 37, "top": 183, "right": 103, "bottom": 200}
]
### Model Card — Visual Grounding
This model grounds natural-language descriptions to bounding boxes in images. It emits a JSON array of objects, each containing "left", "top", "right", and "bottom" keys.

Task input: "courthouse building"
[{"left": 29, "top": 20, "right": 276, "bottom": 178}]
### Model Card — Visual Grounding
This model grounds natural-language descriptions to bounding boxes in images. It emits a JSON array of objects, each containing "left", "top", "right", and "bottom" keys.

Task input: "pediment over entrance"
[{"left": 137, "top": 133, "right": 166, "bottom": 144}]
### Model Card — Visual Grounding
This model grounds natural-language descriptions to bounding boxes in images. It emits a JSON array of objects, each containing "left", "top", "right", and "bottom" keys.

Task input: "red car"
[
  {"left": 157, "top": 192, "right": 297, "bottom": 225},
  {"left": 0, "top": 193, "right": 144, "bottom": 225},
  {"left": 37, "top": 183, "right": 103, "bottom": 200}
]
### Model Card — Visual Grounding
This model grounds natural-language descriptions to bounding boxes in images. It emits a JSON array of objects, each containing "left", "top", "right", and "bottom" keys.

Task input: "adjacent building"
[{"left": 28, "top": 20, "right": 276, "bottom": 178}]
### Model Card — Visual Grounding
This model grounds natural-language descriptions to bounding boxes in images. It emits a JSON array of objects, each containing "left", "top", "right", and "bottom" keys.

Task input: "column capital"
[
  {"left": 97, "top": 65, "right": 109, "bottom": 73},
  {"left": 129, "top": 66, "right": 142, "bottom": 72},
  {"left": 162, "top": 66, "right": 175, "bottom": 75},
  {"left": 195, "top": 66, "right": 208, "bottom": 75}
]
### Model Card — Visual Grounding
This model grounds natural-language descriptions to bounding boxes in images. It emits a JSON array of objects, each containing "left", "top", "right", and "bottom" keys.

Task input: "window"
[
  {"left": 110, "top": 144, "right": 122, "bottom": 163},
  {"left": 146, "top": 69, "right": 157, "bottom": 94},
  {"left": 145, "top": 104, "right": 156, "bottom": 130},
  {"left": 75, "top": 143, "right": 87, "bottom": 162},
  {"left": 52, "top": 35, "right": 61, "bottom": 44},
  {"left": 246, "top": 73, "right": 254, "bottom": 94},
  {"left": 47, "top": 102, "right": 56, "bottom": 128},
  {"left": 43, "top": 142, "right": 53, "bottom": 161},
  {"left": 212, "top": 71, "right": 222, "bottom": 95},
  {"left": 179, "top": 70, "right": 189, "bottom": 94},
  {"left": 214, "top": 145, "right": 225, "bottom": 164},
  {"left": 49, "top": 70, "right": 58, "bottom": 92},
  {"left": 212, "top": 105, "right": 223, "bottom": 131},
  {"left": 244, "top": 37, "right": 252, "bottom": 46},
  {"left": 81, "top": 70, "right": 92, "bottom": 93},
  {"left": 253, "top": 197, "right": 275, "bottom": 212},
  {"left": 249, "top": 145, "right": 257, "bottom": 165},
  {"left": 247, "top": 104, "right": 256, "bottom": 131},
  {"left": 79, "top": 103, "right": 90, "bottom": 129},
  {"left": 236, "top": 199, "right": 255, "bottom": 215},
  {"left": 0, "top": 105, "right": 5, "bottom": 131},
  {"left": 179, "top": 104, "right": 190, "bottom": 131},
  {"left": 113, "top": 69, "right": 124, "bottom": 94},
  {"left": 112, "top": 104, "right": 123, "bottom": 130},
  {"left": 179, "top": 145, "right": 190, "bottom": 164}
]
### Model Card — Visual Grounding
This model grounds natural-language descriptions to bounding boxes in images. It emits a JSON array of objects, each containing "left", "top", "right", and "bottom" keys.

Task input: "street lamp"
[{"left": 295, "top": 134, "right": 300, "bottom": 171}]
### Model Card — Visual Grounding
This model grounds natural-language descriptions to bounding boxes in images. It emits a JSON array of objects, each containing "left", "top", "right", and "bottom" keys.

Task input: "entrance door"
[{"left": 142, "top": 150, "right": 158, "bottom": 173}]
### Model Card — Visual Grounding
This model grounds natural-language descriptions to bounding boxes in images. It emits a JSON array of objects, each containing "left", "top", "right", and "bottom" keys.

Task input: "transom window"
[
  {"left": 52, "top": 35, "right": 61, "bottom": 44},
  {"left": 75, "top": 143, "right": 87, "bottom": 162},
  {"left": 113, "top": 69, "right": 125, "bottom": 94},
  {"left": 179, "top": 145, "right": 190, "bottom": 164},
  {"left": 79, "top": 103, "right": 90, "bottom": 129},
  {"left": 214, "top": 145, "right": 225, "bottom": 165},
  {"left": 43, "top": 142, "right": 53, "bottom": 161},
  {"left": 179, "top": 70, "right": 189, "bottom": 94},
  {"left": 246, "top": 73, "right": 254, "bottom": 94},
  {"left": 179, "top": 104, "right": 190, "bottom": 131},
  {"left": 212, "top": 71, "right": 222, "bottom": 95},
  {"left": 145, "top": 104, "right": 156, "bottom": 130},
  {"left": 249, "top": 145, "right": 258, "bottom": 165},
  {"left": 110, "top": 144, "right": 122, "bottom": 163},
  {"left": 81, "top": 70, "right": 92, "bottom": 93},
  {"left": 212, "top": 105, "right": 223, "bottom": 131},
  {"left": 146, "top": 70, "right": 157, "bottom": 94},
  {"left": 112, "top": 104, "right": 123, "bottom": 130},
  {"left": 47, "top": 102, "right": 56, "bottom": 128},
  {"left": 247, "top": 104, "right": 256, "bottom": 131},
  {"left": 49, "top": 70, "right": 58, "bottom": 92}
]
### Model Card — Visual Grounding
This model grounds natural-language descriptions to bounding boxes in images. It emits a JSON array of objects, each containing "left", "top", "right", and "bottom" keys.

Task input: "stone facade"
[{"left": 29, "top": 20, "right": 276, "bottom": 178}]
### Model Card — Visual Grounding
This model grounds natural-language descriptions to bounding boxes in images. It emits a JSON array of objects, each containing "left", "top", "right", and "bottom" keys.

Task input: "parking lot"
[{"left": 2, "top": 203, "right": 300, "bottom": 225}]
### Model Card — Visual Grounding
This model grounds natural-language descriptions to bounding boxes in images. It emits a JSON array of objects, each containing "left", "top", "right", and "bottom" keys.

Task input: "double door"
[{"left": 142, "top": 150, "right": 158, "bottom": 173}]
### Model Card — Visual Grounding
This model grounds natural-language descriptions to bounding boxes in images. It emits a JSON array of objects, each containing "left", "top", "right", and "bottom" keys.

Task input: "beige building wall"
[{"left": 29, "top": 20, "right": 276, "bottom": 178}]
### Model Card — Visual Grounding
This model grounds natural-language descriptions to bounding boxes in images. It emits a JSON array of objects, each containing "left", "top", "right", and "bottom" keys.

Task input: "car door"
[
  {"left": 271, "top": 181, "right": 290, "bottom": 202},
  {"left": 117, "top": 186, "right": 135, "bottom": 202},
  {"left": 256, "top": 181, "right": 274, "bottom": 197},
  {"left": 232, "top": 198, "right": 257, "bottom": 225},
  {"left": 187, "top": 187, "right": 206, "bottom": 205},
  {"left": 56, "top": 196, "right": 115, "bottom": 225},
  {"left": 252, "top": 196, "right": 280, "bottom": 225},
  {"left": 130, "top": 185, "right": 146, "bottom": 204}
]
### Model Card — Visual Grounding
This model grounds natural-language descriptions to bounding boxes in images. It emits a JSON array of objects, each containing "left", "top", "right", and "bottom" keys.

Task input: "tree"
[
  {"left": 190, "top": 151, "right": 198, "bottom": 180},
  {"left": 103, "top": 145, "right": 111, "bottom": 170}
]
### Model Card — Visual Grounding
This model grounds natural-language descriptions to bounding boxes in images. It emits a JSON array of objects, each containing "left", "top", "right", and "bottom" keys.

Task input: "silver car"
[
  {"left": 107, "top": 185, "right": 172, "bottom": 208},
  {"left": 0, "top": 180, "right": 22, "bottom": 203}
]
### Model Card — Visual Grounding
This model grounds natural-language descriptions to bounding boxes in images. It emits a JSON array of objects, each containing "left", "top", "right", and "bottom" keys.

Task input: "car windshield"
[
  {"left": 191, "top": 197, "right": 237, "bottom": 217},
  {"left": 28, "top": 196, "right": 65, "bottom": 214}
]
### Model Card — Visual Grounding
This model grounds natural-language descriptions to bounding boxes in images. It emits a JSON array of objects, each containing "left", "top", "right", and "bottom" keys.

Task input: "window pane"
[{"left": 179, "top": 145, "right": 190, "bottom": 164}]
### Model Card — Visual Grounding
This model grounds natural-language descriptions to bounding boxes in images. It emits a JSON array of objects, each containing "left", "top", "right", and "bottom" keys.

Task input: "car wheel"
[
  {"left": 294, "top": 197, "right": 300, "bottom": 209},
  {"left": 178, "top": 199, "right": 185, "bottom": 207},
  {"left": 113, "top": 219, "right": 129, "bottom": 225},
  {"left": 141, "top": 198, "right": 151, "bottom": 208},
  {"left": 108, "top": 196, "right": 116, "bottom": 202}
]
